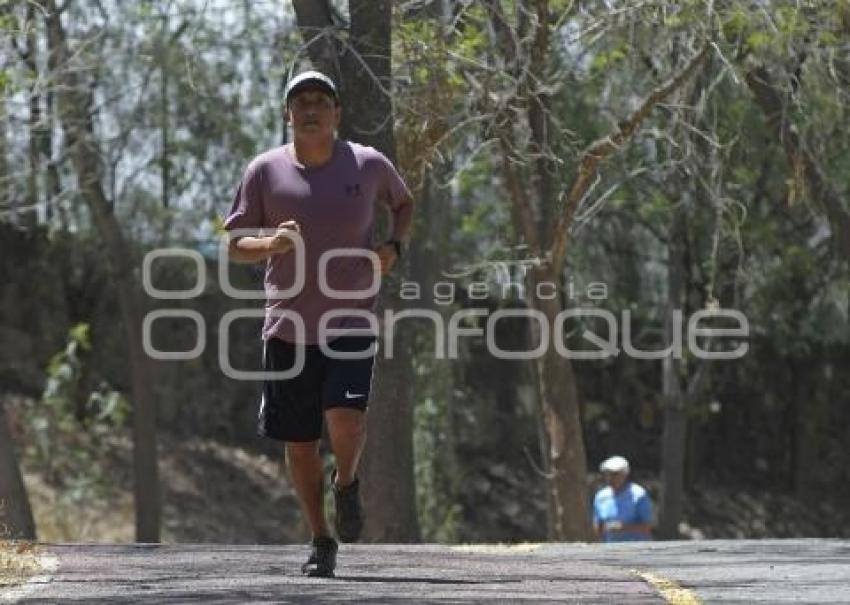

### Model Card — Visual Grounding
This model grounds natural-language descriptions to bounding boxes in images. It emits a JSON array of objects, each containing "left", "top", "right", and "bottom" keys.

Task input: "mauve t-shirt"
[{"left": 224, "top": 140, "right": 411, "bottom": 344}]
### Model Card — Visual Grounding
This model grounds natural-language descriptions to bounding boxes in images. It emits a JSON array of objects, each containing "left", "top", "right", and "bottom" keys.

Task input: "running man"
[{"left": 224, "top": 70, "right": 414, "bottom": 577}]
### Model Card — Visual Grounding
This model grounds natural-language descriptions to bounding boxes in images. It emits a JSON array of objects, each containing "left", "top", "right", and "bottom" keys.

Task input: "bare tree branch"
[
  {"left": 291, "top": 0, "right": 341, "bottom": 79},
  {"left": 499, "top": 136, "right": 542, "bottom": 255},
  {"left": 745, "top": 64, "right": 850, "bottom": 260},
  {"left": 549, "top": 41, "right": 711, "bottom": 273}
]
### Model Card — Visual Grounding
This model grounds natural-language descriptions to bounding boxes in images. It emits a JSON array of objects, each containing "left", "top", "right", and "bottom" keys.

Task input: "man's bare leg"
[
  {"left": 325, "top": 408, "right": 367, "bottom": 486},
  {"left": 285, "top": 440, "right": 330, "bottom": 537}
]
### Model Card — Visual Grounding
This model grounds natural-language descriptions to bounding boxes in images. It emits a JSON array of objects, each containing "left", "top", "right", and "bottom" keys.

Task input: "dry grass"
[
  {"left": 20, "top": 437, "right": 301, "bottom": 545},
  {"left": 23, "top": 473, "right": 135, "bottom": 543},
  {"left": 0, "top": 540, "right": 42, "bottom": 589}
]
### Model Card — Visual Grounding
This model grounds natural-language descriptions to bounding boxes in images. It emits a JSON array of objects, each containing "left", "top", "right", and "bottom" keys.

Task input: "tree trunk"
[
  {"left": 360, "top": 323, "right": 420, "bottom": 542},
  {"left": 43, "top": 17, "right": 65, "bottom": 230},
  {"left": 348, "top": 0, "right": 420, "bottom": 543},
  {"left": 44, "top": 1, "right": 161, "bottom": 542},
  {"left": 792, "top": 359, "right": 824, "bottom": 501},
  {"left": 293, "top": 1, "right": 394, "bottom": 152},
  {"left": 0, "top": 90, "right": 10, "bottom": 221},
  {"left": 23, "top": 2, "right": 41, "bottom": 228},
  {"left": 528, "top": 266, "right": 593, "bottom": 541},
  {"left": 0, "top": 400, "right": 36, "bottom": 540},
  {"left": 293, "top": 0, "right": 420, "bottom": 541},
  {"left": 658, "top": 197, "right": 687, "bottom": 540},
  {"left": 493, "top": 29, "right": 708, "bottom": 539},
  {"left": 159, "top": 18, "right": 170, "bottom": 211}
]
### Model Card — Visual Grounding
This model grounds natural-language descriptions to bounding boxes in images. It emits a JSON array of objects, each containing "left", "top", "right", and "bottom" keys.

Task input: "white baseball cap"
[
  {"left": 284, "top": 70, "right": 338, "bottom": 104},
  {"left": 599, "top": 455, "right": 630, "bottom": 474}
]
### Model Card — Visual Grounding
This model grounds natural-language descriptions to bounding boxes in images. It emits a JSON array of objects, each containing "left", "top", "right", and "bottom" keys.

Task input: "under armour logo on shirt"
[{"left": 345, "top": 183, "right": 361, "bottom": 197}]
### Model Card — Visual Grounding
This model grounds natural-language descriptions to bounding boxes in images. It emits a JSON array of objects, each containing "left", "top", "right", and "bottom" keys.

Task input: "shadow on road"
[{"left": 334, "top": 575, "right": 520, "bottom": 585}]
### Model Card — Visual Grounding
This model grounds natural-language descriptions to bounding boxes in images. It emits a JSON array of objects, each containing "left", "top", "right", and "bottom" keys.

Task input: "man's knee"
[
  {"left": 326, "top": 409, "right": 366, "bottom": 440},
  {"left": 285, "top": 440, "right": 320, "bottom": 464}
]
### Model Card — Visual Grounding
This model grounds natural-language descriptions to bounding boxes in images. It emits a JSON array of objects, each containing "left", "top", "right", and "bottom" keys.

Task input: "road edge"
[{"left": 0, "top": 551, "right": 58, "bottom": 603}]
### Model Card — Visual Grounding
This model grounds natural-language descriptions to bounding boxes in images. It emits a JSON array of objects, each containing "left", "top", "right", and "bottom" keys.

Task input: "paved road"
[{"left": 3, "top": 539, "right": 849, "bottom": 603}]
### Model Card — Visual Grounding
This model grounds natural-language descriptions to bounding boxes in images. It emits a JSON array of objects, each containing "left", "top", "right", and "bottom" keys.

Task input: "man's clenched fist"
[{"left": 269, "top": 220, "right": 301, "bottom": 253}]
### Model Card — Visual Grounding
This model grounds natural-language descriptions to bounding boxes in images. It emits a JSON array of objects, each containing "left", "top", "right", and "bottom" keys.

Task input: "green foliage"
[
  {"left": 210, "top": 213, "right": 226, "bottom": 236},
  {"left": 721, "top": 8, "right": 750, "bottom": 42},
  {"left": 414, "top": 390, "right": 462, "bottom": 543},
  {"left": 591, "top": 46, "right": 628, "bottom": 74},
  {"left": 0, "top": 12, "right": 16, "bottom": 34},
  {"left": 638, "top": 192, "right": 673, "bottom": 224},
  {"left": 746, "top": 240, "right": 849, "bottom": 357},
  {"left": 0, "top": 70, "right": 10, "bottom": 96},
  {"left": 745, "top": 31, "right": 773, "bottom": 52},
  {"left": 24, "top": 324, "right": 129, "bottom": 508}
]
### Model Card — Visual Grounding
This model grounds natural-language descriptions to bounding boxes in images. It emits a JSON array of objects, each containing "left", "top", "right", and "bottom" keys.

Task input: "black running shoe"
[
  {"left": 300, "top": 535, "right": 338, "bottom": 578},
  {"left": 332, "top": 469, "right": 363, "bottom": 543}
]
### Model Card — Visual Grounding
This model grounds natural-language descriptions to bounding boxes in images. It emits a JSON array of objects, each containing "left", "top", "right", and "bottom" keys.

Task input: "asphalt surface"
[{"left": 2, "top": 539, "right": 849, "bottom": 603}]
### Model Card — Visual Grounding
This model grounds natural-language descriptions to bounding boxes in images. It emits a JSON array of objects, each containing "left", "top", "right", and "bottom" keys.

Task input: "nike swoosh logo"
[{"left": 344, "top": 390, "right": 365, "bottom": 399}]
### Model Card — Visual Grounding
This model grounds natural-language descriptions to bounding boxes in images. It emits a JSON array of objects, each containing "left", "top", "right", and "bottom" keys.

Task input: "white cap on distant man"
[{"left": 599, "top": 455, "right": 630, "bottom": 474}]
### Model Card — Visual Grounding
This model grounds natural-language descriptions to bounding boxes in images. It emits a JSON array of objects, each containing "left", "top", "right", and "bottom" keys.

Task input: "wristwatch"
[{"left": 386, "top": 239, "right": 403, "bottom": 259}]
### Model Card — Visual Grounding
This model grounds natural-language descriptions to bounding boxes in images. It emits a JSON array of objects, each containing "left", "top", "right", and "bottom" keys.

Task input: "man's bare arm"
[
  {"left": 607, "top": 522, "right": 653, "bottom": 537},
  {"left": 374, "top": 195, "right": 415, "bottom": 275},
  {"left": 389, "top": 194, "right": 414, "bottom": 242},
  {"left": 227, "top": 220, "right": 300, "bottom": 264}
]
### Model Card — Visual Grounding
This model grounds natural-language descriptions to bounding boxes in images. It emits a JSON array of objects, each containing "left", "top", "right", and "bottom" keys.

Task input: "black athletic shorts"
[{"left": 257, "top": 335, "right": 376, "bottom": 443}]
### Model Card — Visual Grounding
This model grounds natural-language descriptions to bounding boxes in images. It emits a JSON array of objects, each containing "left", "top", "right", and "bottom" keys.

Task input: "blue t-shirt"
[{"left": 592, "top": 481, "right": 653, "bottom": 542}]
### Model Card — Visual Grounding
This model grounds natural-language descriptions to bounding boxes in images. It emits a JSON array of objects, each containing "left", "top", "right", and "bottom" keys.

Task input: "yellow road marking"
[{"left": 633, "top": 570, "right": 702, "bottom": 604}]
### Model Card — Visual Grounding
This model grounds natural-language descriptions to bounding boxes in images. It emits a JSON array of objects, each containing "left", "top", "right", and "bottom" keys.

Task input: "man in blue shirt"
[{"left": 592, "top": 456, "right": 654, "bottom": 542}]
